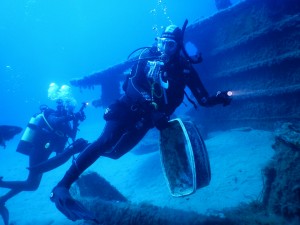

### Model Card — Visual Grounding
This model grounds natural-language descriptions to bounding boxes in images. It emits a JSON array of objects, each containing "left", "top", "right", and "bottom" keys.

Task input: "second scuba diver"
[{"left": 0, "top": 84, "right": 87, "bottom": 225}]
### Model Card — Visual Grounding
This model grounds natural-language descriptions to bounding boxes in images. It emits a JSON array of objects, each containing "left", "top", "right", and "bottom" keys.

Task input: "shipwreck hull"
[
  {"left": 71, "top": 0, "right": 300, "bottom": 132},
  {"left": 186, "top": 0, "right": 300, "bottom": 131}
]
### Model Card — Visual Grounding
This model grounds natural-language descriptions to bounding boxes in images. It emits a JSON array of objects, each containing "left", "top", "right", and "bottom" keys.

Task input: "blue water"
[{"left": 0, "top": 0, "right": 238, "bottom": 127}]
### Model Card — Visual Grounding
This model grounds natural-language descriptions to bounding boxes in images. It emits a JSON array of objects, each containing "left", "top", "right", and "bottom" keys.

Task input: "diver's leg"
[
  {"left": 50, "top": 121, "right": 124, "bottom": 222},
  {"left": 28, "top": 139, "right": 89, "bottom": 173},
  {"left": 0, "top": 171, "right": 43, "bottom": 191},
  {"left": 56, "top": 121, "right": 125, "bottom": 189},
  {"left": 0, "top": 189, "right": 22, "bottom": 225},
  {"left": 103, "top": 123, "right": 151, "bottom": 159},
  {"left": 0, "top": 147, "right": 50, "bottom": 225},
  {"left": 0, "top": 202, "right": 9, "bottom": 225},
  {"left": 0, "top": 189, "right": 22, "bottom": 204},
  {"left": 0, "top": 148, "right": 49, "bottom": 190}
]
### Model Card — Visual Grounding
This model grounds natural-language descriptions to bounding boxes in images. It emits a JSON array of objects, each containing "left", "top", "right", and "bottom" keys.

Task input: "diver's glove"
[
  {"left": 215, "top": 91, "right": 232, "bottom": 106},
  {"left": 50, "top": 186, "right": 98, "bottom": 223}
]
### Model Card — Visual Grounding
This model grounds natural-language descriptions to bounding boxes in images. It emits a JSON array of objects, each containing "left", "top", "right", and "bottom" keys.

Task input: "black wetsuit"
[
  {"left": 58, "top": 51, "right": 228, "bottom": 189},
  {"left": 0, "top": 107, "right": 78, "bottom": 203}
]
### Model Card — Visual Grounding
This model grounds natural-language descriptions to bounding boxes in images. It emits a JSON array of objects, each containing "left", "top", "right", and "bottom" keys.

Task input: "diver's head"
[
  {"left": 157, "top": 25, "right": 183, "bottom": 58},
  {"left": 64, "top": 98, "right": 77, "bottom": 113},
  {"left": 55, "top": 98, "right": 77, "bottom": 114}
]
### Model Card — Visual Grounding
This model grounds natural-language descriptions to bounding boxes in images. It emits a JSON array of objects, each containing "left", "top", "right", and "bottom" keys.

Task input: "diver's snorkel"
[{"left": 181, "top": 19, "right": 203, "bottom": 64}]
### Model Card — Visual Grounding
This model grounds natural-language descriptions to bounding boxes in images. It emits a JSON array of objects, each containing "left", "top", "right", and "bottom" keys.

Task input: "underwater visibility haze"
[{"left": 1, "top": 0, "right": 300, "bottom": 225}]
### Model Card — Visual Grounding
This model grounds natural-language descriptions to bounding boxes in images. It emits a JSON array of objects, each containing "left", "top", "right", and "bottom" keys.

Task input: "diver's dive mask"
[{"left": 157, "top": 37, "right": 178, "bottom": 56}]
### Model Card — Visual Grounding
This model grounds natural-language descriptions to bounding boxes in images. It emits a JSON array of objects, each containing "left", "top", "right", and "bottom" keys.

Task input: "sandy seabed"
[{"left": 0, "top": 127, "right": 274, "bottom": 225}]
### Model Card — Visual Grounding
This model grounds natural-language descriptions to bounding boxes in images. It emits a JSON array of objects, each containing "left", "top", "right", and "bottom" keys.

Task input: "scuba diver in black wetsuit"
[
  {"left": 0, "top": 85, "right": 87, "bottom": 225},
  {"left": 50, "top": 22, "right": 232, "bottom": 223}
]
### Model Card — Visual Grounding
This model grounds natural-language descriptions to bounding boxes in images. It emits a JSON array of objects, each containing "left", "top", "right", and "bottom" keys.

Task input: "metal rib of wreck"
[{"left": 70, "top": 0, "right": 300, "bottom": 131}]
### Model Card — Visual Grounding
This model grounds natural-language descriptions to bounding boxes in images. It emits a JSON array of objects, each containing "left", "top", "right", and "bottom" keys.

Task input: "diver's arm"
[
  {"left": 186, "top": 66, "right": 231, "bottom": 107},
  {"left": 28, "top": 150, "right": 74, "bottom": 173},
  {"left": 28, "top": 138, "right": 89, "bottom": 173}
]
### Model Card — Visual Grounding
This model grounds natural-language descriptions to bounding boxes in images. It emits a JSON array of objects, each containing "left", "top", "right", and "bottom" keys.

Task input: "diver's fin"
[
  {"left": 0, "top": 203, "right": 9, "bottom": 225},
  {"left": 50, "top": 186, "right": 99, "bottom": 223}
]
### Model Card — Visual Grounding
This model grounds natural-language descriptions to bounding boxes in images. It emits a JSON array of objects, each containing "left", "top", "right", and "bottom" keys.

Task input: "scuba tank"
[{"left": 16, "top": 105, "right": 53, "bottom": 155}]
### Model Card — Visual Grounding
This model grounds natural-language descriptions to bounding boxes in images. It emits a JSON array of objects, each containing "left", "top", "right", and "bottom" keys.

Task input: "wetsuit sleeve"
[
  {"left": 186, "top": 66, "right": 229, "bottom": 107},
  {"left": 28, "top": 138, "right": 89, "bottom": 173},
  {"left": 185, "top": 66, "right": 210, "bottom": 106}
]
